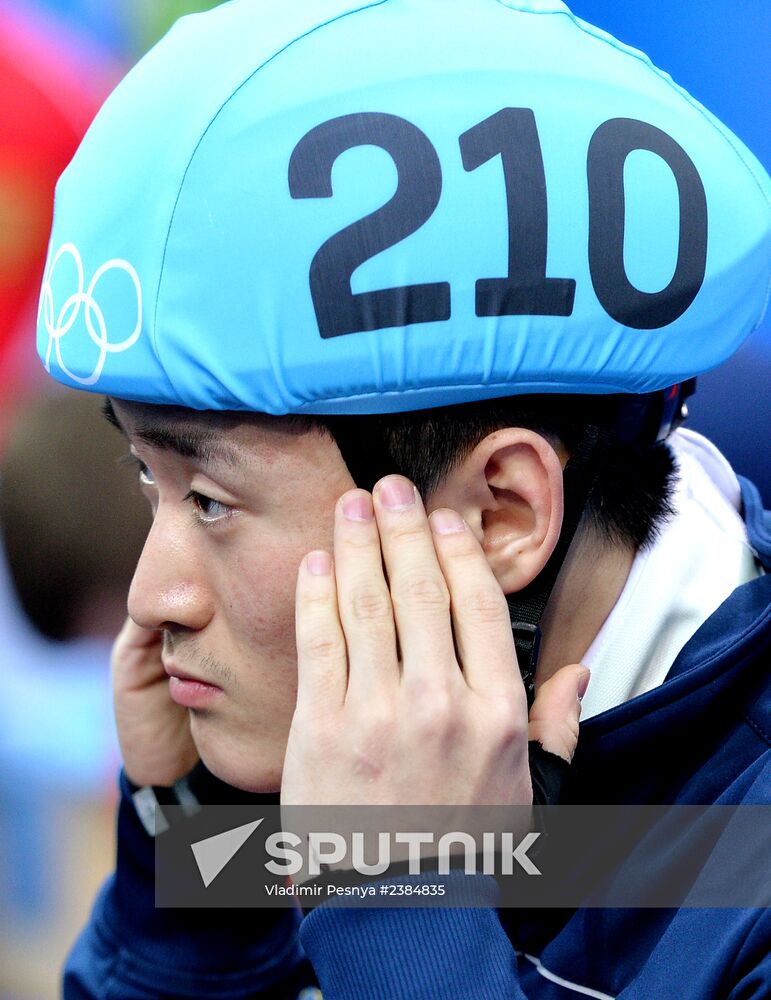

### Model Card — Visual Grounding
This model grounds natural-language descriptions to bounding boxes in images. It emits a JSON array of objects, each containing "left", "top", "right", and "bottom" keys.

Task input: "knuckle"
[
  {"left": 392, "top": 572, "right": 450, "bottom": 612},
  {"left": 489, "top": 696, "right": 525, "bottom": 741},
  {"left": 301, "top": 726, "right": 344, "bottom": 765},
  {"left": 347, "top": 584, "right": 393, "bottom": 623},
  {"left": 363, "top": 705, "right": 396, "bottom": 741},
  {"left": 302, "top": 584, "right": 335, "bottom": 609},
  {"left": 463, "top": 585, "right": 507, "bottom": 623},
  {"left": 389, "top": 519, "right": 427, "bottom": 545},
  {"left": 343, "top": 706, "right": 396, "bottom": 774},
  {"left": 341, "top": 529, "right": 376, "bottom": 551},
  {"left": 294, "top": 709, "right": 335, "bottom": 748},
  {"left": 302, "top": 628, "right": 346, "bottom": 662},
  {"left": 410, "top": 685, "right": 456, "bottom": 733}
]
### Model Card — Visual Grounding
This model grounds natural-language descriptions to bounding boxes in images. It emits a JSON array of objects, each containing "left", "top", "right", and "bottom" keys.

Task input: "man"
[{"left": 37, "top": 0, "right": 770, "bottom": 997}]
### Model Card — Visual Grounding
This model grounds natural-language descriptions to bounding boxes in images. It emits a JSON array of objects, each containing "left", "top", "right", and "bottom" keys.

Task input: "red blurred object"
[{"left": 0, "top": 3, "right": 115, "bottom": 440}]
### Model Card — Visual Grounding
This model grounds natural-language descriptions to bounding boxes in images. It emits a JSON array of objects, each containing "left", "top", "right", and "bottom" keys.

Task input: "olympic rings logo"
[{"left": 39, "top": 242, "right": 142, "bottom": 386}]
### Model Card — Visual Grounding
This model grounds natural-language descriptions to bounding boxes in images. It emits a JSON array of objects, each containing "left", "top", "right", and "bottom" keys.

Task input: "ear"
[{"left": 426, "top": 428, "right": 565, "bottom": 593}]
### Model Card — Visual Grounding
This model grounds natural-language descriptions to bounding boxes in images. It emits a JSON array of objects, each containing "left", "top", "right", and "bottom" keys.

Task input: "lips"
[
  {"left": 163, "top": 661, "right": 218, "bottom": 685},
  {"left": 163, "top": 661, "right": 223, "bottom": 709}
]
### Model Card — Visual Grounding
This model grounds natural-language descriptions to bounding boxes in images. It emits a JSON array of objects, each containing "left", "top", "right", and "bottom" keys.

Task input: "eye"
[
  {"left": 183, "top": 490, "right": 235, "bottom": 524},
  {"left": 123, "top": 452, "right": 156, "bottom": 486},
  {"left": 137, "top": 461, "right": 155, "bottom": 487}
]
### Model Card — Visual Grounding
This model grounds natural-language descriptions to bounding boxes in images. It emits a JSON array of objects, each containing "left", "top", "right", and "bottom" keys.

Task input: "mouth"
[{"left": 163, "top": 660, "right": 223, "bottom": 709}]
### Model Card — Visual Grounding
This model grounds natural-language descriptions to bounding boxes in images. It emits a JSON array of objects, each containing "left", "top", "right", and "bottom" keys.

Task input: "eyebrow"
[{"left": 102, "top": 397, "right": 240, "bottom": 468}]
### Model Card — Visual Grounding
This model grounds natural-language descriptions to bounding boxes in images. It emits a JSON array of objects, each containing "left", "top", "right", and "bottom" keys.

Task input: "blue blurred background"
[
  {"left": 0, "top": 3, "right": 767, "bottom": 998},
  {"left": 568, "top": 0, "right": 770, "bottom": 502}
]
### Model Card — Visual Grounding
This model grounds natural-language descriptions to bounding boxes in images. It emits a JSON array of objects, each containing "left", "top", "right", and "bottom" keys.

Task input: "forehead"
[{"left": 108, "top": 398, "right": 326, "bottom": 469}]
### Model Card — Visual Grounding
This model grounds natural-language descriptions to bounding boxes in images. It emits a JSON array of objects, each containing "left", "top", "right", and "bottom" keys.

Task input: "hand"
[
  {"left": 281, "top": 475, "right": 587, "bottom": 809},
  {"left": 112, "top": 616, "right": 199, "bottom": 787}
]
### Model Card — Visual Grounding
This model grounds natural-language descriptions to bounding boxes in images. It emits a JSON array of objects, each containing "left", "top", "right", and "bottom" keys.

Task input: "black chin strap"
[{"left": 507, "top": 426, "right": 602, "bottom": 708}]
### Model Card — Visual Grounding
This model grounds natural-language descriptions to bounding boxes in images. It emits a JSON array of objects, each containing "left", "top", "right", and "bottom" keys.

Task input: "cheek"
[{"left": 227, "top": 532, "right": 311, "bottom": 651}]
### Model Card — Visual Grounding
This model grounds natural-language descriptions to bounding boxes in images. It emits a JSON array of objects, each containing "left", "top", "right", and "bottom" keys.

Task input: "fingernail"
[
  {"left": 577, "top": 667, "right": 591, "bottom": 701},
  {"left": 307, "top": 551, "right": 331, "bottom": 576},
  {"left": 430, "top": 509, "right": 466, "bottom": 534},
  {"left": 341, "top": 491, "right": 374, "bottom": 521},
  {"left": 377, "top": 475, "right": 416, "bottom": 510}
]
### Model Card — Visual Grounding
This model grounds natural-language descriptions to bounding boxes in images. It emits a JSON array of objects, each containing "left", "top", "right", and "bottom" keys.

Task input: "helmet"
[
  {"left": 36, "top": 0, "right": 770, "bottom": 418},
  {"left": 36, "top": 0, "right": 771, "bottom": 700}
]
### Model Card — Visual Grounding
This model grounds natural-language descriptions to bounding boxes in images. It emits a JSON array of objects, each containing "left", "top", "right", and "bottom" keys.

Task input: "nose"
[{"left": 127, "top": 510, "right": 213, "bottom": 633}]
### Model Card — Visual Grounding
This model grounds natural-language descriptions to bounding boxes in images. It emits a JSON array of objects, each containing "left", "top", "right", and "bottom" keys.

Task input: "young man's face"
[{"left": 111, "top": 399, "right": 357, "bottom": 791}]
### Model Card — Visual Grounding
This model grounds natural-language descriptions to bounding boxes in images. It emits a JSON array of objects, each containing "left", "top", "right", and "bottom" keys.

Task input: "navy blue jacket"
[{"left": 63, "top": 478, "right": 771, "bottom": 999}]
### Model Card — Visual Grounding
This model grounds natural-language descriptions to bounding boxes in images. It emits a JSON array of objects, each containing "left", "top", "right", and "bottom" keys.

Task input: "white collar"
[{"left": 579, "top": 429, "right": 762, "bottom": 720}]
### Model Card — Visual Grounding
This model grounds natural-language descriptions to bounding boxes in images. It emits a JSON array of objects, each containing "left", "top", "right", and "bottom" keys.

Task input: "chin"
[
  {"left": 205, "top": 755, "right": 283, "bottom": 794},
  {"left": 191, "top": 716, "right": 284, "bottom": 794}
]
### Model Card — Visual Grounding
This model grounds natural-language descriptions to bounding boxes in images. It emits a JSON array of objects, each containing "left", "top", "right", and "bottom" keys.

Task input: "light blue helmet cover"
[{"left": 37, "top": 0, "right": 771, "bottom": 414}]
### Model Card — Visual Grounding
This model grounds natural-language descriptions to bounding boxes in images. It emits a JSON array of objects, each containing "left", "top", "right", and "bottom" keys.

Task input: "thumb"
[{"left": 527, "top": 664, "right": 590, "bottom": 763}]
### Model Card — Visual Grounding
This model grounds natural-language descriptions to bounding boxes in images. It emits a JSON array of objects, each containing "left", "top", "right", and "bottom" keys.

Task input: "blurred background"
[{"left": 0, "top": 1, "right": 767, "bottom": 997}]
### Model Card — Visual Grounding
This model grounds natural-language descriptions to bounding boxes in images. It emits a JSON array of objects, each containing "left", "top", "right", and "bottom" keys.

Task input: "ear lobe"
[{"left": 478, "top": 432, "right": 564, "bottom": 594}]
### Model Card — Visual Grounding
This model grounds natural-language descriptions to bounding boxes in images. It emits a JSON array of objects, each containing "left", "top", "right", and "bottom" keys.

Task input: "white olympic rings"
[{"left": 39, "top": 242, "right": 142, "bottom": 386}]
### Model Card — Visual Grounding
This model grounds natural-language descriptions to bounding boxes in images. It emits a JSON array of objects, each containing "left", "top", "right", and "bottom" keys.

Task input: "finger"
[
  {"left": 372, "top": 475, "right": 458, "bottom": 688},
  {"left": 332, "top": 489, "right": 399, "bottom": 702},
  {"left": 294, "top": 550, "right": 347, "bottom": 713},
  {"left": 428, "top": 507, "right": 525, "bottom": 699},
  {"left": 528, "top": 664, "right": 590, "bottom": 763},
  {"left": 121, "top": 615, "right": 163, "bottom": 651},
  {"left": 111, "top": 617, "right": 165, "bottom": 689}
]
